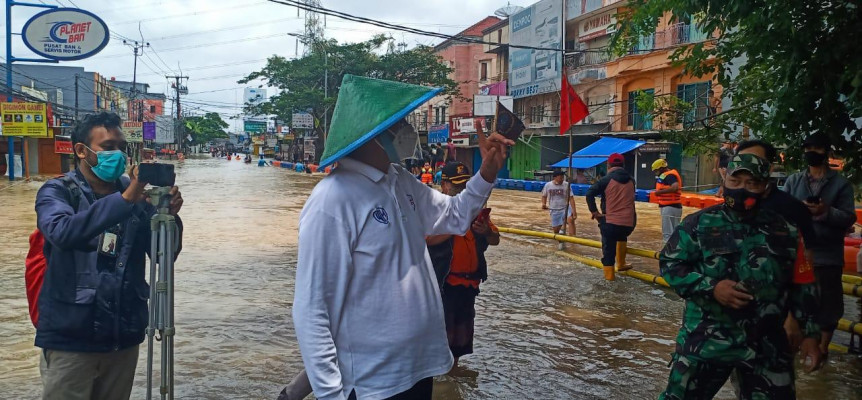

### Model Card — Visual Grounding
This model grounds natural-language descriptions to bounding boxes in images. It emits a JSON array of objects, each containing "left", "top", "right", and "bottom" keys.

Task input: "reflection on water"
[{"left": 0, "top": 157, "right": 860, "bottom": 399}]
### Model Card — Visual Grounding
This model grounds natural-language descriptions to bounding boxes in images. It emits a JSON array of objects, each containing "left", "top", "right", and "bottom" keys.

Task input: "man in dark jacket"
[
  {"left": 34, "top": 112, "right": 183, "bottom": 400},
  {"left": 427, "top": 162, "right": 500, "bottom": 370},
  {"left": 783, "top": 133, "right": 857, "bottom": 356},
  {"left": 586, "top": 153, "right": 636, "bottom": 281}
]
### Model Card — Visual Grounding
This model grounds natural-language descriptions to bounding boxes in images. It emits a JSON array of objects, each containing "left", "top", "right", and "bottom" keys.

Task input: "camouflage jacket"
[{"left": 660, "top": 205, "right": 820, "bottom": 363}]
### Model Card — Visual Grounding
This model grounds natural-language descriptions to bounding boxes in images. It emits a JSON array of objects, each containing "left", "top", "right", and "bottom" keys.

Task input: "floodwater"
[{"left": 1, "top": 156, "right": 860, "bottom": 399}]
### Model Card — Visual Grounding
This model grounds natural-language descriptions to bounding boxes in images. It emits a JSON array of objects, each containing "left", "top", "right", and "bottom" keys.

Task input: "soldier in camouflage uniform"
[{"left": 658, "top": 154, "right": 822, "bottom": 400}]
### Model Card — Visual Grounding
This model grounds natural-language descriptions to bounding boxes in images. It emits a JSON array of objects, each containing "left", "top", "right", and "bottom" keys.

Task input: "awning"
[{"left": 550, "top": 137, "right": 646, "bottom": 169}]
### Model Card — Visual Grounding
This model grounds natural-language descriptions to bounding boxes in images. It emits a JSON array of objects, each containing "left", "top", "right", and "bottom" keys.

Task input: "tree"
[
  {"left": 612, "top": 1, "right": 862, "bottom": 184},
  {"left": 184, "top": 112, "right": 229, "bottom": 145},
  {"left": 238, "top": 34, "right": 461, "bottom": 139}
]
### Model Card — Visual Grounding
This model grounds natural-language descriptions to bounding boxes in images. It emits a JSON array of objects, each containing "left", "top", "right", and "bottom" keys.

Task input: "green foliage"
[
  {"left": 239, "top": 35, "right": 460, "bottom": 137},
  {"left": 184, "top": 112, "right": 229, "bottom": 145},
  {"left": 613, "top": 0, "right": 862, "bottom": 185}
]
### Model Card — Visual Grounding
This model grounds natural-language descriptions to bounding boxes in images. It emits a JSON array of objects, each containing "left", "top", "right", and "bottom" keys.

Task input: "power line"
[
  {"left": 97, "top": 33, "right": 290, "bottom": 59},
  {"left": 112, "top": 1, "right": 268, "bottom": 26}
]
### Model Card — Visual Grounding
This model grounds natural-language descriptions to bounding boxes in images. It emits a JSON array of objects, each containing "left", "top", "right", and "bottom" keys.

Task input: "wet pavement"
[{"left": 1, "top": 156, "right": 861, "bottom": 399}]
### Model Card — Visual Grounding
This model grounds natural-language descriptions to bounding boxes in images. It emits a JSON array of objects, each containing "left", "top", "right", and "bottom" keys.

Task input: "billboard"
[
  {"left": 428, "top": 124, "right": 449, "bottom": 145},
  {"left": 509, "top": 0, "right": 562, "bottom": 99},
  {"left": 1, "top": 102, "right": 49, "bottom": 137},
  {"left": 154, "top": 115, "right": 174, "bottom": 144},
  {"left": 292, "top": 112, "right": 314, "bottom": 129},
  {"left": 54, "top": 135, "right": 73, "bottom": 154},
  {"left": 244, "top": 88, "right": 267, "bottom": 105},
  {"left": 21, "top": 8, "right": 110, "bottom": 61},
  {"left": 123, "top": 121, "right": 143, "bottom": 143},
  {"left": 244, "top": 120, "right": 266, "bottom": 133}
]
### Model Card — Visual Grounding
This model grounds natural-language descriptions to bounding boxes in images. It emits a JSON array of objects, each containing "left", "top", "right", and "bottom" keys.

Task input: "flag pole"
[{"left": 562, "top": 1, "right": 574, "bottom": 237}]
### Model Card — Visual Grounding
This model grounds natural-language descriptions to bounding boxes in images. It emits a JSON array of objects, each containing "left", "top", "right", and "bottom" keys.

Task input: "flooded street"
[{"left": 2, "top": 157, "right": 861, "bottom": 399}]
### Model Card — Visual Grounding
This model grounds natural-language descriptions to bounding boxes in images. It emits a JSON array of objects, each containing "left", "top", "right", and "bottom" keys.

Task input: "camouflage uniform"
[{"left": 658, "top": 154, "right": 820, "bottom": 400}]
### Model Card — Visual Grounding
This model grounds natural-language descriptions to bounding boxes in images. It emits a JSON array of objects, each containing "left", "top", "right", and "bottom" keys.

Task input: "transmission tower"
[{"left": 302, "top": 0, "right": 325, "bottom": 54}]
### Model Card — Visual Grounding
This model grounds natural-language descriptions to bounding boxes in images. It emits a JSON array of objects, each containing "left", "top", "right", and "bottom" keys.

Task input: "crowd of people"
[{"left": 23, "top": 74, "right": 859, "bottom": 400}]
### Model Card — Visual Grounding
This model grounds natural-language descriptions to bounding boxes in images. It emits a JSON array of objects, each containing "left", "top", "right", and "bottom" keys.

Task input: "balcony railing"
[
  {"left": 630, "top": 23, "right": 712, "bottom": 54},
  {"left": 565, "top": 51, "right": 612, "bottom": 70}
]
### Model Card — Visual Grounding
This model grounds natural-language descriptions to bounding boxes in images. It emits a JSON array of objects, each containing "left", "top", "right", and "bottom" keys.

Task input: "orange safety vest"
[
  {"left": 655, "top": 169, "right": 682, "bottom": 206},
  {"left": 421, "top": 172, "right": 433, "bottom": 184}
]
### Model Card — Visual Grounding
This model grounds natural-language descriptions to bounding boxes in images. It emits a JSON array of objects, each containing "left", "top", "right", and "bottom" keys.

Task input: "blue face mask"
[{"left": 84, "top": 146, "right": 127, "bottom": 182}]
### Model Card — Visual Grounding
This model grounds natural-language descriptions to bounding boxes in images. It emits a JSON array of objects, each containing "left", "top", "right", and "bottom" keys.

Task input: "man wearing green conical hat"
[{"left": 291, "top": 75, "right": 513, "bottom": 400}]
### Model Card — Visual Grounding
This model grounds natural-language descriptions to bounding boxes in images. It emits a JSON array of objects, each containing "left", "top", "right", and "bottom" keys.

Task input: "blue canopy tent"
[{"left": 551, "top": 137, "right": 647, "bottom": 169}]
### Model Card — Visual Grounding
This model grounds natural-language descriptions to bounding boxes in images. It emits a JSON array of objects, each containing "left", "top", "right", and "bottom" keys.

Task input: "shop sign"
[
  {"left": 1, "top": 102, "right": 49, "bottom": 137},
  {"left": 143, "top": 121, "right": 156, "bottom": 140},
  {"left": 54, "top": 135, "right": 73, "bottom": 154},
  {"left": 22, "top": 8, "right": 110, "bottom": 61},
  {"left": 428, "top": 124, "right": 449, "bottom": 144},
  {"left": 123, "top": 121, "right": 143, "bottom": 143},
  {"left": 580, "top": 11, "right": 617, "bottom": 41}
]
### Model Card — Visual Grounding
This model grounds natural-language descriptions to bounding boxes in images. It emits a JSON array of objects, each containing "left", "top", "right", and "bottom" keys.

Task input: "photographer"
[{"left": 34, "top": 112, "right": 183, "bottom": 400}]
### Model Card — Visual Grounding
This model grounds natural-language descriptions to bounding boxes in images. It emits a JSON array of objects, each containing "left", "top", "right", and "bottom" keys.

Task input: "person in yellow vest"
[{"left": 651, "top": 159, "right": 683, "bottom": 244}]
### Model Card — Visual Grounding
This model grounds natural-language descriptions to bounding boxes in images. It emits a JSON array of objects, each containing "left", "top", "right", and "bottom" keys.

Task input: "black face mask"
[
  {"left": 804, "top": 151, "right": 827, "bottom": 166},
  {"left": 723, "top": 187, "right": 761, "bottom": 212}
]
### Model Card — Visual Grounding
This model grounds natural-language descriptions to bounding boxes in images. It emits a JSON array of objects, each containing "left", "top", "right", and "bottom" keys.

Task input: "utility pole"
[
  {"left": 124, "top": 40, "right": 149, "bottom": 121},
  {"left": 166, "top": 75, "right": 188, "bottom": 153},
  {"left": 74, "top": 74, "right": 79, "bottom": 120}
]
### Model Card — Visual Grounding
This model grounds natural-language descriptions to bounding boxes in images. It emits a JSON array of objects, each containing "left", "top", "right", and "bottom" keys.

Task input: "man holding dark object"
[
  {"left": 659, "top": 154, "right": 821, "bottom": 400},
  {"left": 783, "top": 133, "right": 857, "bottom": 356},
  {"left": 34, "top": 112, "right": 183, "bottom": 400},
  {"left": 427, "top": 161, "right": 500, "bottom": 370}
]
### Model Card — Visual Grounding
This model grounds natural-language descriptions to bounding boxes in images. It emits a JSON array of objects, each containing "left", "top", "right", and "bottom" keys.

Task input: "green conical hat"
[{"left": 319, "top": 74, "right": 441, "bottom": 167}]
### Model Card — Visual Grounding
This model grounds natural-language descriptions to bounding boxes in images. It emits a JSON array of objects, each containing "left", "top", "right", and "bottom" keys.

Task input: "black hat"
[
  {"left": 802, "top": 133, "right": 831, "bottom": 149},
  {"left": 441, "top": 162, "right": 471, "bottom": 185},
  {"left": 552, "top": 170, "right": 565, "bottom": 177}
]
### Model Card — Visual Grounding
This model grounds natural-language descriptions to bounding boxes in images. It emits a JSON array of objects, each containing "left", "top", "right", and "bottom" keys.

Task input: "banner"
[
  {"left": 123, "top": 121, "right": 143, "bottom": 143},
  {"left": 1, "top": 102, "right": 49, "bottom": 137},
  {"left": 143, "top": 121, "right": 156, "bottom": 140},
  {"left": 154, "top": 115, "right": 174, "bottom": 144},
  {"left": 508, "top": 0, "right": 562, "bottom": 99},
  {"left": 21, "top": 8, "right": 110, "bottom": 61}
]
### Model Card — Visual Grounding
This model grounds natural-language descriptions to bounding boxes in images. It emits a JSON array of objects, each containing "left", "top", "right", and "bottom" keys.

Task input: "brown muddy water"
[{"left": 1, "top": 156, "right": 860, "bottom": 399}]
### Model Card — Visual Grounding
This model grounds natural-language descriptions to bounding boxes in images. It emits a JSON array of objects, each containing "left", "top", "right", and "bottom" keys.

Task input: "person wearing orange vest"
[
  {"left": 420, "top": 162, "right": 434, "bottom": 185},
  {"left": 652, "top": 159, "right": 683, "bottom": 244},
  {"left": 427, "top": 162, "right": 500, "bottom": 370}
]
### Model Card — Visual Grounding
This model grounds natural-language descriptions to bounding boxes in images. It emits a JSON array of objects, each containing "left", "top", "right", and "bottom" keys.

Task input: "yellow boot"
[
  {"left": 603, "top": 266, "right": 615, "bottom": 281},
  {"left": 615, "top": 241, "right": 633, "bottom": 272}
]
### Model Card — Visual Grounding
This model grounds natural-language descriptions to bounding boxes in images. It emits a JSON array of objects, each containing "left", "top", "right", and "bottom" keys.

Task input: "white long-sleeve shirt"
[{"left": 293, "top": 158, "right": 493, "bottom": 400}]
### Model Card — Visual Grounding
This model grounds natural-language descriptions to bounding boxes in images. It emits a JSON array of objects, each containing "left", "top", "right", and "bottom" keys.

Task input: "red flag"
[{"left": 560, "top": 74, "right": 589, "bottom": 135}]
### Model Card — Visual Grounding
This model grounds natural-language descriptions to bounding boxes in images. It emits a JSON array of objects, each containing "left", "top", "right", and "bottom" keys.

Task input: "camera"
[{"left": 138, "top": 163, "right": 176, "bottom": 187}]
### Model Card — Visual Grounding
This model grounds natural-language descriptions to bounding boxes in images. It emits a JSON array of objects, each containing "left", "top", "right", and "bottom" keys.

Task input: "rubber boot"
[
  {"left": 615, "top": 241, "right": 633, "bottom": 272},
  {"left": 603, "top": 266, "right": 615, "bottom": 281}
]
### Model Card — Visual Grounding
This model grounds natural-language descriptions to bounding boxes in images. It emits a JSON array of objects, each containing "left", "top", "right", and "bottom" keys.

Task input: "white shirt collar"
[{"left": 338, "top": 157, "right": 392, "bottom": 183}]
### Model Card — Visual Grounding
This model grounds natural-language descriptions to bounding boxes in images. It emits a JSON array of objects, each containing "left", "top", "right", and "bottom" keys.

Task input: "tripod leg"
[
  {"left": 159, "top": 222, "right": 168, "bottom": 400},
  {"left": 166, "top": 218, "right": 177, "bottom": 400},
  {"left": 147, "top": 226, "right": 159, "bottom": 400}
]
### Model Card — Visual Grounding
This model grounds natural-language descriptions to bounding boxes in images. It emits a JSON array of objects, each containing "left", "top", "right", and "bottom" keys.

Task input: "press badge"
[{"left": 99, "top": 232, "right": 119, "bottom": 257}]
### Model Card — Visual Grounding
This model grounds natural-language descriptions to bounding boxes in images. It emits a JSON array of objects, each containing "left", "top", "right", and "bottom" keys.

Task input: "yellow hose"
[
  {"left": 843, "top": 282, "right": 862, "bottom": 298},
  {"left": 843, "top": 274, "right": 862, "bottom": 285},
  {"left": 502, "top": 227, "right": 858, "bottom": 353},
  {"left": 500, "top": 227, "right": 659, "bottom": 259}
]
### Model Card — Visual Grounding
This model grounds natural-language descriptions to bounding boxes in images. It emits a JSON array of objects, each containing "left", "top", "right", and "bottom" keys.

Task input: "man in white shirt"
[
  {"left": 542, "top": 171, "right": 577, "bottom": 240},
  {"left": 292, "top": 75, "right": 513, "bottom": 400}
]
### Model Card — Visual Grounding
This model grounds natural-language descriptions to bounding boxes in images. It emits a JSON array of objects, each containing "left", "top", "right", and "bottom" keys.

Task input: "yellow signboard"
[
  {"left": 123, "top": 121, "right": 143, "bottom": 143},
  {"left": 1, "top": 102, "right": 49, "bottom": 137}
]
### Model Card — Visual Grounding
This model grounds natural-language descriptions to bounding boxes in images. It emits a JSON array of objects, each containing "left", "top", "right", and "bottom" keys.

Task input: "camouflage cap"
[{"left": 726, "top": 153, "right": 770, "bottom": 179}]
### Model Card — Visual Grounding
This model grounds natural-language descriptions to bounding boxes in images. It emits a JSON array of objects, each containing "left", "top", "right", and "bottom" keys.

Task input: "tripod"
[{"left": 145, "top": 187, "right": 178, "bottom": 400}]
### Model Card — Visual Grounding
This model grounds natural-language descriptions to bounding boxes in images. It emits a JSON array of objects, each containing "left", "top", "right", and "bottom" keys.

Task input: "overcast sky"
[{"left": 2, "top": 0, "right": 507, "bottom": 132}]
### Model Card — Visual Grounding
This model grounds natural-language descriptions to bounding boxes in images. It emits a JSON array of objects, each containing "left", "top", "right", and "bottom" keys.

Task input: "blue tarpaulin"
[{"left": 550, "top": 137, "right": 646, "bottom": 169}]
